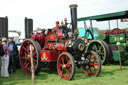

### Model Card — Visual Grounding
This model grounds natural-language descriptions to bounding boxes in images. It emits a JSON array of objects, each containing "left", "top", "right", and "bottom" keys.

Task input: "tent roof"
[{"left": 77, "top": 11, "right": 128, "bottom": 22}]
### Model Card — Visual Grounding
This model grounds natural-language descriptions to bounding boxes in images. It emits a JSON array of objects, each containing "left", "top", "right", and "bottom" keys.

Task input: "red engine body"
[
  {"left": 31, "top": 32, "right": 45, "bottom": 47},
  {"left": 40, "top": 50, "right": 58, "bottom": 62},
  {"left": 30, "top": 22, "right": 71, "bottom": 62}
]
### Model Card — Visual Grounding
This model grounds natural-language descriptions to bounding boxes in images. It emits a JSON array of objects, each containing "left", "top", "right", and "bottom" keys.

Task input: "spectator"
[
  {"left": 0, "top": 38, "right": 2, "bottom": 76},
  {"left": 8, "top": 37, "right": 18, "bottom": 74},
  {"left": 1, "top": 38, "right": 10, "bottom": 77}
]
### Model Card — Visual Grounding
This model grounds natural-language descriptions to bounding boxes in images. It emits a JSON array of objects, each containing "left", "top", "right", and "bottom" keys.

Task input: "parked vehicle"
[{"left": 78, "top": 10, "right": 128, "bottom": 64}]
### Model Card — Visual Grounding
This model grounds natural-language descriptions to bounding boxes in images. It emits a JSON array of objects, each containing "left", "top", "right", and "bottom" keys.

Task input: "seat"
[{"left": 111, "top": 28, "right": 121, "bottom": 35}]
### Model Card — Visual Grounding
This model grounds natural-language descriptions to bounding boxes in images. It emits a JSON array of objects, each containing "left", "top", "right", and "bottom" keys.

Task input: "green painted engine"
[{"left": 96, "top": 28, "right": 128, "bottom": 62}]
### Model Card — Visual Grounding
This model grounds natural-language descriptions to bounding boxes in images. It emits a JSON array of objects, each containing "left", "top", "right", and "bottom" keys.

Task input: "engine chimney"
[{"left": 69, "top": 4, "right": 78, "bottom": 36}]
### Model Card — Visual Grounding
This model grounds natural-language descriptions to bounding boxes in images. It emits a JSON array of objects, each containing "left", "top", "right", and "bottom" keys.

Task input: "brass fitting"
[{"left": 69, "top": 4, "right": 78, "bottom": 8}]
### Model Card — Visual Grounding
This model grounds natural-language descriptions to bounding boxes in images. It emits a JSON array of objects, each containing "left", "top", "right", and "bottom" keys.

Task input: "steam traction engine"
[{"left": 20, "top": 4, "right": 101, "bottom": 80}]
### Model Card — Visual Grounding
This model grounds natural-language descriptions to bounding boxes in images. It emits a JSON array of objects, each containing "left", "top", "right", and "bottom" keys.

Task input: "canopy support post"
[
  {"left": 108, "top": 20, "right": 111, "bottom": 34},
  {"left": 117, "top": 19, "right": 119, "bottom": 28},
  {"left": 84, "top": 21, "right": 87, "bottom": 30},
  {"left": 90, "top": 20, "right": 93, "bottom": 34}
]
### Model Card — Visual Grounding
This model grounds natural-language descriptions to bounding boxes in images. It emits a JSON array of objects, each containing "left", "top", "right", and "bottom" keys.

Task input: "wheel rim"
[
  {"left": 20, "top": 40, "right": 40, "bottom": 74},
  {"left": 87, "top": 41, "right": 106, "bottom": 64},
  {"left": 57, "top": 53, "right": 74, "bottom": 80},
  {"left": 100, "top": 40, "right": 111, "bottom": 65},
  {"left": 83, "top": 52, "right": 100, "bottom": 76}
]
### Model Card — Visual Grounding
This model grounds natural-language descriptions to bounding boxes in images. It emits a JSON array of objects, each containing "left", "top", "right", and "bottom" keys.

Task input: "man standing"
[{"left": 8, "top": 37, "right": 18, "bottom": 74}]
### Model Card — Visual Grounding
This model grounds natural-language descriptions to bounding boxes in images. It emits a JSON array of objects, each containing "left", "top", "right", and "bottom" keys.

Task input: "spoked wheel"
[
  {"left": 100, "top": 40, "right": 112, "bottom": 63},
  {"left": 57, "top": 52, "right": 75, "bottom": 80},
  {"left": 83, "top": 51, "right": 101, "bottom": 76},
  {"left": 87, "top": 40, "right": 108, "bottom": 65},
  {"left": 20, "top": 39, "right": 41, "bottom": 74}
]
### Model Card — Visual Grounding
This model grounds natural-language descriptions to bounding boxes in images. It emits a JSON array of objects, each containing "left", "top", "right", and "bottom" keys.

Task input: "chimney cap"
[{"left": 69, "top": 4, "right": 78, "bottom": 8}]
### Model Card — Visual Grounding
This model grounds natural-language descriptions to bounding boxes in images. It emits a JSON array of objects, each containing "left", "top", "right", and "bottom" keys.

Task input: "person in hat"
[
  {"left": 1, "top": 37, "right": 10, "bottom": 77},
  {"left": 8, "top": 37, "right": 18, "bottom": 74}
]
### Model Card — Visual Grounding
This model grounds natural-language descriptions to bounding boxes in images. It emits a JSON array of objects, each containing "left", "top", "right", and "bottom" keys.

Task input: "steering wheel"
[{"left": 85, "top": 29, "right": 94, "bottom": 40}]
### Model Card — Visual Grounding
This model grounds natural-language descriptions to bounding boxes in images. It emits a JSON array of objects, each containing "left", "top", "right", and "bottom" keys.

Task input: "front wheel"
[
  {"left": 83, "top": 51, "right": 101, "bottom": 76},
  {"left": 57, "top": 52, "right": 75, "bottom": 80}
]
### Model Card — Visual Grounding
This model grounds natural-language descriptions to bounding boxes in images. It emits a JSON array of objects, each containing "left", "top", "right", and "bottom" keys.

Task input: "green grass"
[{"left": 0, "top": 64, "right": 128, "bottom": 85}]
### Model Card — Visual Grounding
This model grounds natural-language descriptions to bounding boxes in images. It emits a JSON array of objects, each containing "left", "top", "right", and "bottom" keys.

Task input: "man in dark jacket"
[
  {"left": 0, "top": 38, "right": 2, "bottom": 76},
  {"left": 8, "top": 37, "right": 18, "bottom": 74}
]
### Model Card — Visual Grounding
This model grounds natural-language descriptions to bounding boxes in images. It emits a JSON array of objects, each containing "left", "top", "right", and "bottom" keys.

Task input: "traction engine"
[{"left": 20, "top": 4, "right": 101, "bottom": 80}]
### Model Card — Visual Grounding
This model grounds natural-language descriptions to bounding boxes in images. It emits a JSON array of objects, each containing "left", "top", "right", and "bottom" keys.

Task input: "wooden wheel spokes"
[
  {"left": 87, "top": 54, "right": 98, "bottom": 75},
  {"left": 87, "top": 40, "right": 106, "bottom": 65},
  {"left": 59, "top": 55, "right": 72, "bottom": 78},
  {"left": 23, "top": 47, "right": 30, "bottom": 55},
  {"left": 61, "top": 57, "right": 65, "bottom": 64},
  {"left": 65, "top": 69, "right": 71, "bottom": 77},
  {"left": 24, "top": 62, "right": 30, "bottom": 68},
  {"left": 83, "top": 51, "right": 101, "bottom": 77},
  {"left": 57, "top": 52, "right": 75, "bottom": 80},
  {"left": 92, "top": 44, "right": 98, "bottom": 51},
  {"left": 20, "top": 40, "right": 40, "bottom": 74},
  {"left": 93, "top": 43, "right": 104, "bottom": 58}
]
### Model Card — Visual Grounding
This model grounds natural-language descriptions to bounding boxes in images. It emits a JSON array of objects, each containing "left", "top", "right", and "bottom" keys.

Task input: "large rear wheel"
[
  {"left": 100, "top": 40, "right": 112, "bottom": 63},
  {"left": 87, "top": 40, "right": 108, "bottom": 65},
  {"left": 20, "top": 39, "right": 41, "bottom": 74}
]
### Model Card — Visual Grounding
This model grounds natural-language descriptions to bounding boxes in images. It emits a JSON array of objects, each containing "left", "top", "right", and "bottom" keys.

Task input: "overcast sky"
[{"left": 0, "top": 0, "right": 128, "bottom": 32}]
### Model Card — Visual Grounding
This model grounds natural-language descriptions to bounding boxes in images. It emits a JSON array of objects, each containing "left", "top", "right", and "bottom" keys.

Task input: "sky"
[{"left": 0, "top": 0, "right": 128, "bottom": 32}]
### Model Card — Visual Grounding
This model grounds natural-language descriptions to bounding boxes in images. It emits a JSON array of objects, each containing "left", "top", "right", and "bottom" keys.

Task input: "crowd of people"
[{"left": 0, "top": 37, "right": 18, "bottom": 77}]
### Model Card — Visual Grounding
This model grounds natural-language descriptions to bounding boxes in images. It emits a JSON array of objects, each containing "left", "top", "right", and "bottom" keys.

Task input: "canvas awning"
[{"left": 77, "top": 11, "right": 128, "bottom": 21}]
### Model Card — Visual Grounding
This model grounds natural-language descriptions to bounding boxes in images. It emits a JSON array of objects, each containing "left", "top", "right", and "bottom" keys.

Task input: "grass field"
[{"left": 0, "top": 64, "right": 128, "bottom": 85}]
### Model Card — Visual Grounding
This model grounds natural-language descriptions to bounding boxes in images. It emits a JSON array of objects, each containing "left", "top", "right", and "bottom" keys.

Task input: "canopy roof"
[{"left": 77, "top": 11, "right": 128, "bottom": 22}]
